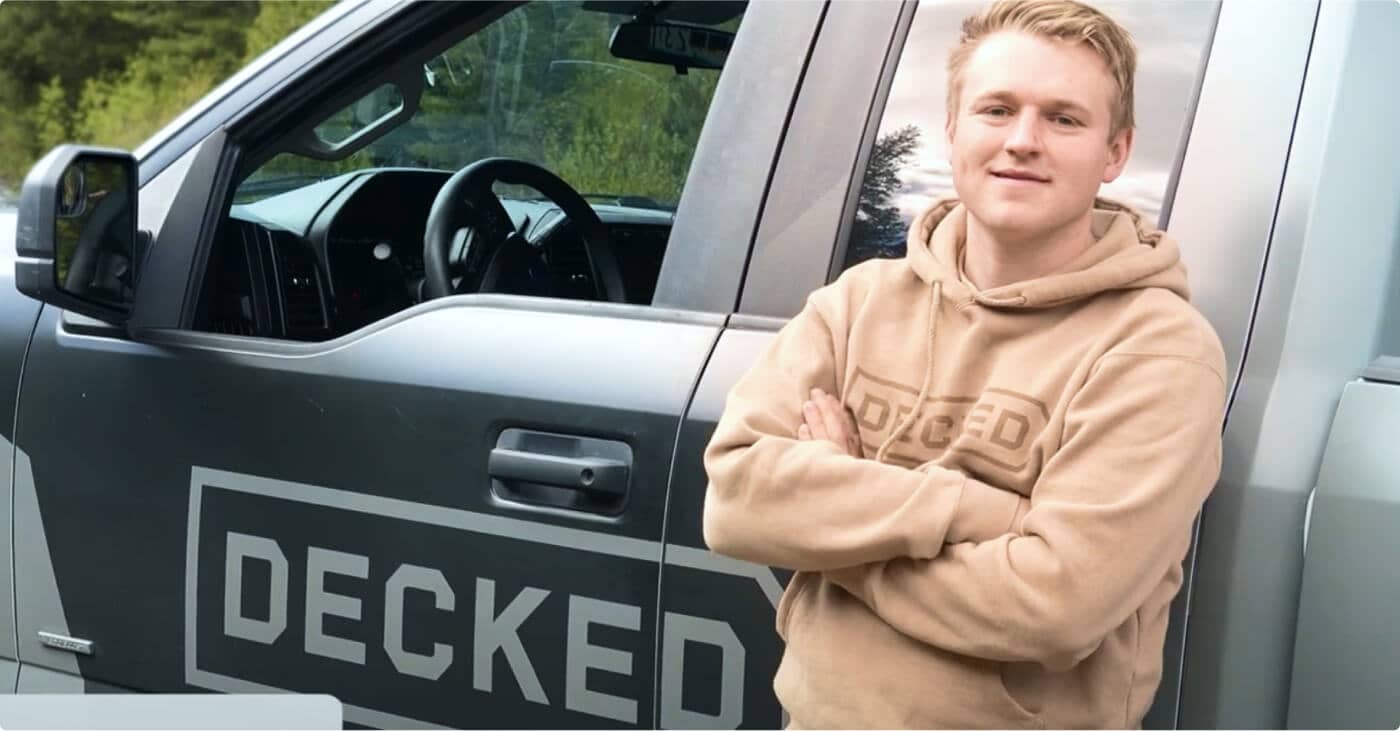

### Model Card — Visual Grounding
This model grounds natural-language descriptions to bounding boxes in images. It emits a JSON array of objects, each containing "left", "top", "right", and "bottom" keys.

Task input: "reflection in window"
[
  {"left": 845, "top": 0, "right": 1219, "bottom": 268},
  {"left": 238, "top": 2, "right": 741, "bottom": 209}
]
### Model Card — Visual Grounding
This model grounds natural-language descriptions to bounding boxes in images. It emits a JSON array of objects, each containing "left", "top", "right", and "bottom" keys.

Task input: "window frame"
[
  {"left": 121, "top": 0, "right": 824, "bottom": 347},
  {"left": 735, "top": 0, "right": 913, "bottom": 320}
]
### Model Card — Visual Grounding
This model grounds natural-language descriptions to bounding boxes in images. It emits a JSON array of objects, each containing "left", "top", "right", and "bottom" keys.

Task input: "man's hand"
[{"left": 797, "top": 388, "right": 864, "bottom": 458}]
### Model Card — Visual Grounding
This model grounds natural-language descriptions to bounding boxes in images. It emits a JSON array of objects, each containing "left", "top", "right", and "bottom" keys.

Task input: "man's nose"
[{"left": 1003, "top": 112, "right": 1042, "bottom": 156}]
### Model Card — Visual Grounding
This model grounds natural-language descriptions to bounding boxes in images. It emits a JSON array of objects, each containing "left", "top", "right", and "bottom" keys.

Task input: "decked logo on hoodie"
[{"left": 847, "top": 368, "right": 1049, "bottom": 472}]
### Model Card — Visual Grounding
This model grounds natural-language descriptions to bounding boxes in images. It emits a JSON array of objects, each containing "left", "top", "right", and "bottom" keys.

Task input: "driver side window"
[{"left": 196, "top": 1, "right": 744, "bottom": 341}]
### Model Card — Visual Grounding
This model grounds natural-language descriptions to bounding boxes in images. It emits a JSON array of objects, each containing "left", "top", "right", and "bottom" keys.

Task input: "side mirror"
[{"left": 15, "top": 146, "right": 143, "bottom": 324}]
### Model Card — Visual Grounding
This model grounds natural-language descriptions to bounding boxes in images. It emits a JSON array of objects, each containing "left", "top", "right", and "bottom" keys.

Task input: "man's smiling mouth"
[{"left": 991, "top": 169, "right": 1051, "bottom": 183}]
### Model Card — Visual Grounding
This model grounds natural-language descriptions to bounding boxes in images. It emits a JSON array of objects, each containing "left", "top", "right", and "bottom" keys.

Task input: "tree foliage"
[
  {"left": 243, "top": 1, "right": 333, "bottom": 66},
  {"left": 0, "top": 0, "right": 333, "bottom": 193},
  {"left": 242, "top": 2, "right": 726, "bottom": 207}
]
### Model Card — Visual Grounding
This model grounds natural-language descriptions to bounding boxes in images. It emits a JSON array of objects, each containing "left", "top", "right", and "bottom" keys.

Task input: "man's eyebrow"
[
  {"left": 1044, "top": 98, "right": 1094, "bottom": 116},
  {"left": 971, "top": 91, "right": 1095, "bottom": 116},
  {"left": 968, "top": 91, "right": 1017, "bottom": 107}
]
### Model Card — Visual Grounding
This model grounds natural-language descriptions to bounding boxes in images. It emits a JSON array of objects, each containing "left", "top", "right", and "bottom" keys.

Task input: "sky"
[{"left": 878, "top": 0, "right": 1221, "bottom": 227}]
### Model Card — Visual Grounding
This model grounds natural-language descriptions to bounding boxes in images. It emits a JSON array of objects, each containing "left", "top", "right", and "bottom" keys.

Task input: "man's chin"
[{"left": 965, "top": 203, "right": 1049, "bottom": 241}]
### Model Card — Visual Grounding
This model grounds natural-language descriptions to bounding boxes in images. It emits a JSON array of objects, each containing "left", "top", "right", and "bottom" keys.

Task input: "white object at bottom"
[{"left": 0, "top": 694, "right": 341, "bottom": 729}]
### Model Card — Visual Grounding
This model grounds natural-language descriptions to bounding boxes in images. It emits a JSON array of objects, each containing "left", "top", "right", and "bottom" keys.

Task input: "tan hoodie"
[{"left": 703, "top": 199, "right": 1227, "bottom": 729}]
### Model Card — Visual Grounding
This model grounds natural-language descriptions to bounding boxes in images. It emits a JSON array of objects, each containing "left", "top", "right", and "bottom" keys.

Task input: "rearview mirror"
[
  {"left": 15, "top": 146, "right": 140, "bottom": 324},
  {"left": 609, "top": 20, "right": 733, "bottom": 71}
]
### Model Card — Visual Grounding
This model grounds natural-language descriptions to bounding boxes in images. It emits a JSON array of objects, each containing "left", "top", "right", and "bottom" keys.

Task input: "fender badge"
[{"left": 38, "top": 631, "right": 94, "bottom": 656}]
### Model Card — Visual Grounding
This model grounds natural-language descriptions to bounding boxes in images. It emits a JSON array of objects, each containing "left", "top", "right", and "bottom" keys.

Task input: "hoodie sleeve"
[
  {"left": 827, "top": 352, "right": 1226, "bottom": 669},
  {"left": 702, "top": 281, "right": 1027, "bottom": 572}
]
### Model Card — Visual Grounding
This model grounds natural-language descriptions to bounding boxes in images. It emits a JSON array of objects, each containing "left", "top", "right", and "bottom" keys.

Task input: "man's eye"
[
  {"left": 1054, "top": 115, "right": 1079, "bottom": 126},
  {"left": 983, "top": 107, "right": 1010, "bottom": 117}
]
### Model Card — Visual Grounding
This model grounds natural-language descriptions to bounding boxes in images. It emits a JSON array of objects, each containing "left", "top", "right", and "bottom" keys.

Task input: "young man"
[{"left": 702, "top": 1, "right": 1227, "bottom": 728}]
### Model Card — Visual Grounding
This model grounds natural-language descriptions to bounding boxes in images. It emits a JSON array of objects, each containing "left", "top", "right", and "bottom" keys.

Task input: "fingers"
[
  {"left": 814, "top": 389, "right": 847, "bottom": 444},
  {"left": 802, "top": 399, "right": 829, "bottom": 442},
  {"left": 801, "top": 389, "right": 864, "bottom": 458}
]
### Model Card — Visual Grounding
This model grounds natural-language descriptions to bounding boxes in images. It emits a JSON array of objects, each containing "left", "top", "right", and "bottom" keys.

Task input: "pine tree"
[{"left": 848, "top": 124, "right": 923, "bottom": 263}]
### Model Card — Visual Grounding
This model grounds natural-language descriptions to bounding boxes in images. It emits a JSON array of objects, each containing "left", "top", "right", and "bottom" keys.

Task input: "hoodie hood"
[{"left": 906, "top": 197, "right": 1191, "bottom": 308}]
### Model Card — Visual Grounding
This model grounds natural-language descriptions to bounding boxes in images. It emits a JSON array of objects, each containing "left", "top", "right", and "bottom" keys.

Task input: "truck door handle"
[{"left": 488, "top": 448, "right": 629, "bottom": 498}]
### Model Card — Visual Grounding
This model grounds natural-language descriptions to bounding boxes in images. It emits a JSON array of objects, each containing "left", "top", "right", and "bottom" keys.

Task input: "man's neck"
[{"left": 961, "top": 212, "right": 1096, "bottom": 290}]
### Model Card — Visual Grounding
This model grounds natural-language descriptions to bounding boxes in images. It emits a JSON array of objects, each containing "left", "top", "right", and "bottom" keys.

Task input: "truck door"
[{"left": 9, "top": 1, "right": 821, "bottom": 728}]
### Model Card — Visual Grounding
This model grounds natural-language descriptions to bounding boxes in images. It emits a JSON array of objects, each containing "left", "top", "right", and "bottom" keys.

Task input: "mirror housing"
[
  {"left": 15, "top": 145, "right": 142, "bottom": 324},
  {"left": 609, "top": 20, "right": 734, "bottom": 71}
]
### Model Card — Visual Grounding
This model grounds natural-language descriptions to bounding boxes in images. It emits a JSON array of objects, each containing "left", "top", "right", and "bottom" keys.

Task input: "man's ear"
[{"left": 1102, "top": 126, "right": 1134, "bottom": 183}]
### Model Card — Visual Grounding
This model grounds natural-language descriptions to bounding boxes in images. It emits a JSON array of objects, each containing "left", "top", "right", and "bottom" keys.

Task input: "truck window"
[
  {"left": 194, "top": 1, "right": 744, "bottom": 341},
  {"left": 838, "top": 0, "right": 1218, "bottom": 272}
]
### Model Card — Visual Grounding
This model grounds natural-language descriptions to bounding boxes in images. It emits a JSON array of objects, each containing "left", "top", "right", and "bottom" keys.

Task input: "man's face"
[{"left": 947, "top": 31, "right": 1133, "bottom": 243}]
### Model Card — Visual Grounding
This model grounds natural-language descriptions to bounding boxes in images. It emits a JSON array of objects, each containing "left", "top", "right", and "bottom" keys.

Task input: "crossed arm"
[
  {"left": 780, "top": 357, "right": 1225, "bottom": 668},
  {"left": 702, "top": 290, "right": 1227, "bottom": 667},
  {"left": 701, "top": 290, "right": 1030, "bottom": 572}
]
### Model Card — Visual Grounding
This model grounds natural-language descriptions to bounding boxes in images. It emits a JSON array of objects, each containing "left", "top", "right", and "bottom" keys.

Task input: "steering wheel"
[{"left": 422, "top": 157, "right": 627, "bottom": 303}]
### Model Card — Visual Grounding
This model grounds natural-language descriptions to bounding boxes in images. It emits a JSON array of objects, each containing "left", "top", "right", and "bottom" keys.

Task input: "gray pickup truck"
[{"left": 2, "top": 0, "right": 1398, "bottom": 728}]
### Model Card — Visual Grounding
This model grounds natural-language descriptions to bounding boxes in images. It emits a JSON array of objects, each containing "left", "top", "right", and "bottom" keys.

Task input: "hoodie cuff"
[{"left": 946, "top": 474, "right": 1029, "bottom": 544}]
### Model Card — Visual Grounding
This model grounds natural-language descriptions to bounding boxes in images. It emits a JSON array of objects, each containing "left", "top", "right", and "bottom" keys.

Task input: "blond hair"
[{"left": 946, "top": 0, "right": 1137, "bottom": 138}]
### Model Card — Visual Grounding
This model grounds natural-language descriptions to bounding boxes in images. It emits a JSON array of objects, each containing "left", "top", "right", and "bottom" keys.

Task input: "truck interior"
[{"left": 193, "top": 1, "right": 746, "bottom": 341}]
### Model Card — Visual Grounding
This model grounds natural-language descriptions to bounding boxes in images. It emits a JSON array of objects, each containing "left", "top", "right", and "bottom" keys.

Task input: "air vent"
[
  {"left": 275, "top": 237, "right": 328, "bottom": 337},
  {"left": 210, "top": 294, "right": 256, "bottom": 336},
  {"left": 547, "top": 226, "right": 595, "bottom": 300},
  {"left": 194, "top": 222, "right": 263, "bottom": 337},
  {"left": 610, "top": 225, "right": 667, "bottom": 305}
]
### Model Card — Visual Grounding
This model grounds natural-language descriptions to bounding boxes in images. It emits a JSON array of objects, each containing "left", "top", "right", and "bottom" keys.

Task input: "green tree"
[
  {"left": 75, "top": 58, "right": 224, "bottom": 151},
  {"left": 0, "top": 0, "right": 331, "bottom": 194},
  {"left": 73, "top": 3, "right": 260, "bottom": 149},
  {"left": 0, "top": 2, "right": 149, "bottom": 98},
  {"left": 111, "top": 2, "right": 258, "bottom": 64},
  {"left": 243, "top": 1, "right": 336, "bottom": 65},
  {"left": 0, "top": 1, "right": 152, "bottom": 190},
  {"left": 0, "top": 72, "right": 36, "bottom": 192},
  {"left": 34, "top": 77, "right": 74, "bottom": 153}
]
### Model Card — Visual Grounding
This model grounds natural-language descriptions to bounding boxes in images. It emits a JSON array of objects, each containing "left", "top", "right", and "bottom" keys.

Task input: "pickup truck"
[{"left": 2, "top": 0, "right": 1398, "bottom": 728}]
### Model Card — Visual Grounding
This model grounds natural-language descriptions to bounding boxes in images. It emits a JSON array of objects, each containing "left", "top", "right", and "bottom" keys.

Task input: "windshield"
[{"left": 237, "top": 2, "right": 739, "bottom": 208}]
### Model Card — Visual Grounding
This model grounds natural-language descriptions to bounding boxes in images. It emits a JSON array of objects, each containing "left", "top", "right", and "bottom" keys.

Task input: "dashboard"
[{"left": 197, "top": 169, "right": 673, "bottom": 341}]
